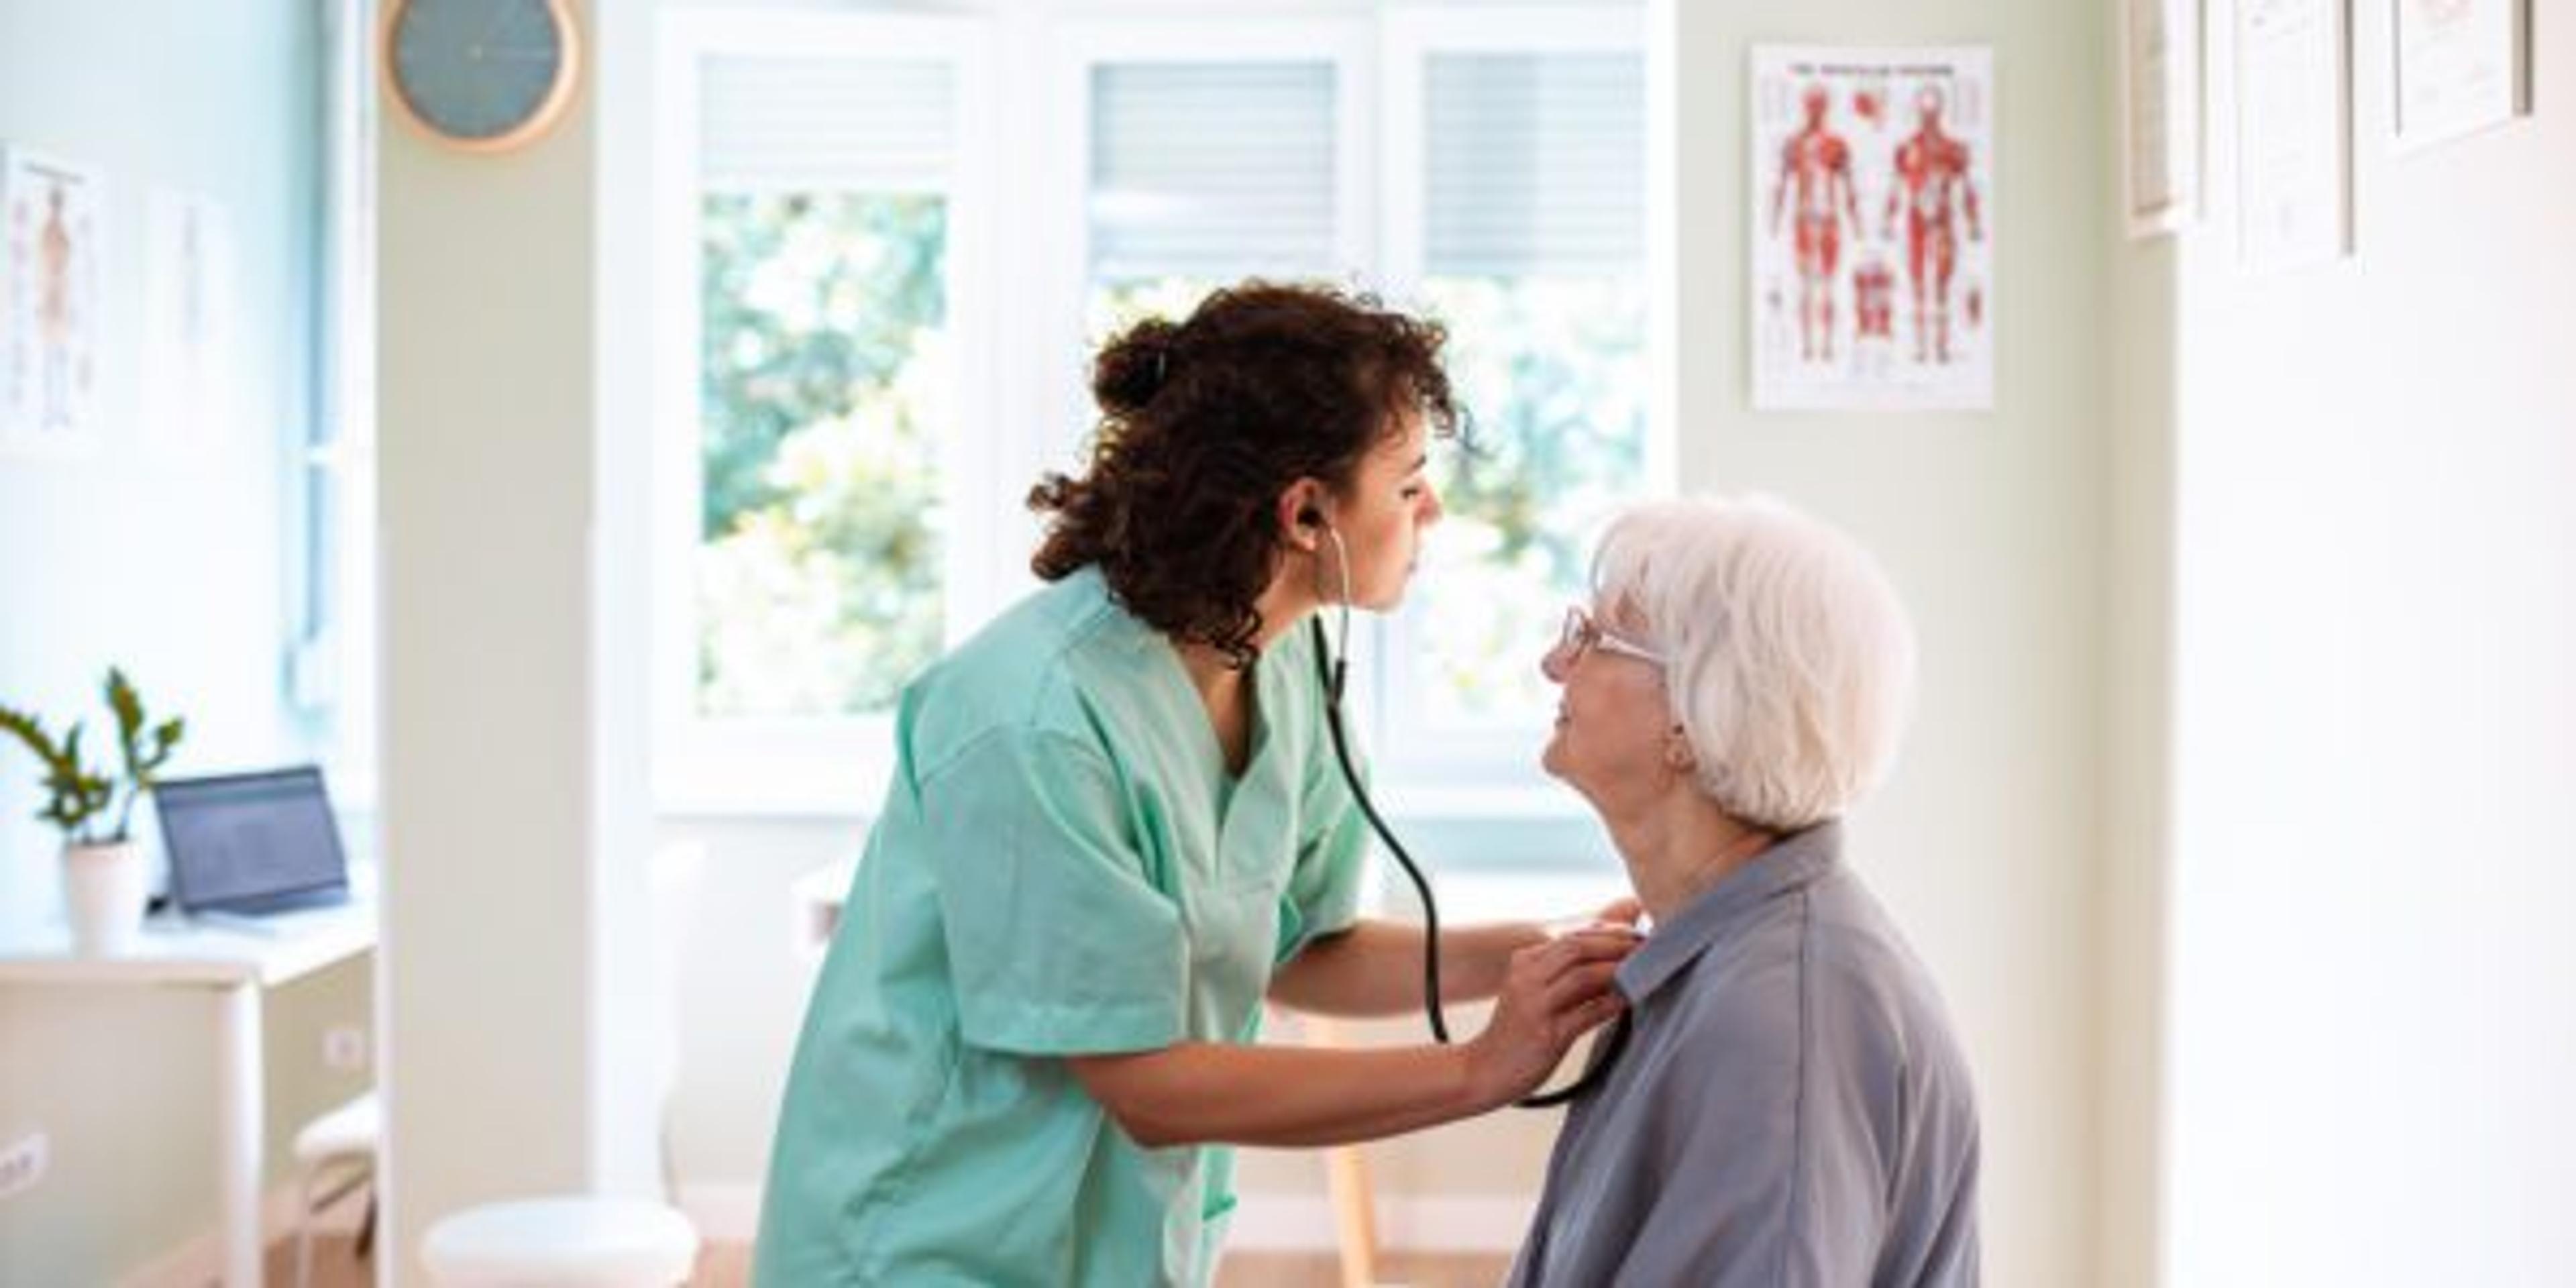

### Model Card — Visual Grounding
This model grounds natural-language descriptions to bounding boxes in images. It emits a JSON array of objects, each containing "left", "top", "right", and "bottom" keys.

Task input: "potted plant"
[{"left": 0, "top": 668, "right": 184, "bottom": 953}]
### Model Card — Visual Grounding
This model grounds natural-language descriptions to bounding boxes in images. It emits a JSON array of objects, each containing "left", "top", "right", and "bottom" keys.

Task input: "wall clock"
[{"left": 382, "top": 0, "right": 582, "bottom": 153}]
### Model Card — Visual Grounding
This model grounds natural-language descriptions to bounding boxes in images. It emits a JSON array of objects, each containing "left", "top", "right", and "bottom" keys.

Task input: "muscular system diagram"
[{"left": 1751, "top": 48, "right": 1993, "bottom": 411}]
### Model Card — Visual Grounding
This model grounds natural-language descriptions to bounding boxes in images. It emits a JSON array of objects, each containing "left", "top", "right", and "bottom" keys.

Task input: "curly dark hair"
[{"left": 1028, "top": 280, "right": 1459, "bottom": 668}]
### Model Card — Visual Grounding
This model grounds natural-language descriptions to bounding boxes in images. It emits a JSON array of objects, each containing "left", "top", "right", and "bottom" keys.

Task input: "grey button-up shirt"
[{"left": 1506, "top": 822, "right": 1980, "bottom": 1287}]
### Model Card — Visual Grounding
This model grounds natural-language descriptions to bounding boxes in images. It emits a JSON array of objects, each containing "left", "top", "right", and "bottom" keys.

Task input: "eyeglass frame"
[{"left": 1552, "top": 604, "right": 1668, "bottom": 668}]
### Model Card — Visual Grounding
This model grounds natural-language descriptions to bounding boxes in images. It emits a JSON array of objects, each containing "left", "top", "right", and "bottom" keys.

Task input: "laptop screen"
[{"left": 154, "top": 766, "right": 350, "bottom": 914}]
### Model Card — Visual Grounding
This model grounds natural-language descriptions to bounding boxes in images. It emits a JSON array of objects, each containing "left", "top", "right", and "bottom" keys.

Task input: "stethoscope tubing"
[{"left": 1305, "top": 608, "right": 1628, "bottom": 1109}]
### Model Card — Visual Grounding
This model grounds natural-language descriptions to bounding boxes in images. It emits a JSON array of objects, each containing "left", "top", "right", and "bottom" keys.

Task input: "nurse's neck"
[
  {"left": 1169, "top": 586, "right": 1315, "bottom": 773},
  {"left": 1171, "top": 638, "right": 1260, "bottom": 777},
  {"left": 1169, "top": 639, "right": 1248, "bottom": 699},
  {"left": 1169, "top": 580, "right": 1313, "bottom": 698}
]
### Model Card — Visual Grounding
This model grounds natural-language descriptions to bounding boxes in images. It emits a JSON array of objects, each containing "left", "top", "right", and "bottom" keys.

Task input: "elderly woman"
[{"left": 1507, "top": 496, "right": 1980, "bottom": 1287}]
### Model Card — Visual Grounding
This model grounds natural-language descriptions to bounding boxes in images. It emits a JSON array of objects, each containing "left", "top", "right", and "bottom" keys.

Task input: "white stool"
[
  {"left": 419, "top": 845, "right": 706, "bottom": 1287},
  {"left": 292, "top": 1091, "right": 381, "bottom": 1288},
  {"left": 419, "top": 1195, "right": 699, "bottom": 1287}
]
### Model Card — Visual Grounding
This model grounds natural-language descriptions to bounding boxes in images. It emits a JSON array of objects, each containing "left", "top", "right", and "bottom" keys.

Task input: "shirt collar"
[{"left": 1615, "top": 820, "right": 1844, "bottom": 1005}]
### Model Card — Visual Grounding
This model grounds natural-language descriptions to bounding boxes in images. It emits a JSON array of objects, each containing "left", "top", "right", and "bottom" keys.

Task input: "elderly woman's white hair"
[{"left": 1591, "top": 495, "right": 1917, "bottom": 831}]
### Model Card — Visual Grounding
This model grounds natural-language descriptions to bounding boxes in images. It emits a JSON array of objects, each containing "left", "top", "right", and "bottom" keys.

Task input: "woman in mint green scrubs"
[{"left": 753, "top": 282, "right": 1640, "bottom": 1287}]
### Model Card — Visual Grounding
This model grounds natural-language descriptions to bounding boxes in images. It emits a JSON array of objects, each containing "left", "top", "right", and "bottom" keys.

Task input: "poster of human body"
[
  {"left": 1, "top": 147, "right": 105, "bottom": 451},
  {"left": 1751, "top": 46, "right": 1994, "bottom": 411},
  {"left": 142, "top": 189, "right": 241, "bottom": 456}
]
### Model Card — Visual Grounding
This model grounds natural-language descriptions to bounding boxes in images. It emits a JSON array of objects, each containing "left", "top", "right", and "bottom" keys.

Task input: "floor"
[{"left": 273, "top": 1233, "right": 1511, "bottom": 1287}]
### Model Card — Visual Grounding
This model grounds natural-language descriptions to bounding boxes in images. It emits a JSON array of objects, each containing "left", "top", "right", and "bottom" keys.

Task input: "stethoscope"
[{"left": 1300, "top": 517, "right": 1631, "bottom": 1108}]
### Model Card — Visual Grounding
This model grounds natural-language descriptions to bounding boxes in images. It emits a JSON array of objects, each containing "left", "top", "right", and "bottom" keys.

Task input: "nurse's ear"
[{"left": 1275, "top": 482, "right": 1330, "bottom": 551}]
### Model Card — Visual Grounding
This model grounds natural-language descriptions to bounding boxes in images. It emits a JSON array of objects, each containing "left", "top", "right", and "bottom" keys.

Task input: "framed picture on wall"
[
  {"left": 1749, "top": 45, "right": 1995, "bottom": 411},
  {"left": 2391, "top": 0, "right": 2530, "bottom": 152},
  {"left": 141, "top": 189, "right": 243, "bottom": 460},
  {"left": 2122, "top": 0, "right": 2202, "bottom": 237},
  {"left": 2235, "top": 0, "right": 2349, "bottom": 274},
  {"left": 0, "top": 145, "right": 108, "bottom": 457}
]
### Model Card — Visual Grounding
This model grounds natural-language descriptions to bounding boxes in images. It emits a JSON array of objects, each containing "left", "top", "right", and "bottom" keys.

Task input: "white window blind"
[
  {"left": 1425, "top": 52, "right": 1643, "bottom": 276},
  {"left": 700, "top": 56, "right": 957, "bottom": 191},
  {"left": 1089, "top": 62, "right": 1338, "bottom": 281}
]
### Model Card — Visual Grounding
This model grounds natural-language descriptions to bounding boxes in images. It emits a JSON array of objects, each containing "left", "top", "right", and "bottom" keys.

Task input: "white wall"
[
  {"left": 2155, "top": 4, "right": 2576, "bottom": 1284},
  {"left": 0, "top": 5, "right": 374, "bottom": 1285},
  {"left": 2098, "top": 197, "right": 2178, "bottom": 1288},
  {"left": 0, "top": 6, "right": 315, "bottom": 939},
  {"left": 376, "top": 0, "right": 661, "bottom": 1273},
  {"left": 1668, "top": 3, "right": 2110, "bottom": 1285}
]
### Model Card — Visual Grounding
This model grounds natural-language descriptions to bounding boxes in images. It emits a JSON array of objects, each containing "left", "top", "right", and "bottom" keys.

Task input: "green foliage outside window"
[
  {"left": 1412, "top": 274, "right": 1648, "bottom": 724},
  {"left": 696, "top": 192, "right": 951, "bottom": 718}
]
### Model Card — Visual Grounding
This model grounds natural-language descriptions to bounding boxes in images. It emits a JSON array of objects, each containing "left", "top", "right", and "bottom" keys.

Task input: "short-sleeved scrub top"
[{"left": 754, "top": 568, "right": 1370, "bottom": 1287}]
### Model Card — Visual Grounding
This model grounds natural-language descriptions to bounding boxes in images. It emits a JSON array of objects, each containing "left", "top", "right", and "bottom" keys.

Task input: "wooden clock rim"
[{"left": 380, "top": 0, "right": 584, "bottom": 155}]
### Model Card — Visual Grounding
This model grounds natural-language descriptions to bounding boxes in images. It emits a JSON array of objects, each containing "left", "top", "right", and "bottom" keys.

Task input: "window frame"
[
  {"left": 1040, "top": 13, "right": 1378, "bottom": 470},
  {"left": 651, "top": 10, "right": 1000, "bottom": 815},
  {"left": 1366, "top": 5, "right": 1668, "bottom": 808},
  {"left": 298, "top": 0, "right": 381, "bottom": 810},
  {"left": 647, "top": 3, "right": 1665, "bottom": 826}
]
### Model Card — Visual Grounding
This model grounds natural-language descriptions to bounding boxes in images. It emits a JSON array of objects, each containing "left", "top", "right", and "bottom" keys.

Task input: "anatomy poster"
[
  {"left": 1751, "top": 47, "right": 1993, "bottom": 412},
  {"left": 142, "top": 189, "right": 241, "bottom": 457},
  {"left": 1, "top": 146, "right": 105, "bottom": 453}
]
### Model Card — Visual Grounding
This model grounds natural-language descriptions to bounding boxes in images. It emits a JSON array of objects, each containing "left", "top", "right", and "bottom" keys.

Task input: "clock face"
[{"left": 386, "top": 0, "right": 575, "bottom": 148}]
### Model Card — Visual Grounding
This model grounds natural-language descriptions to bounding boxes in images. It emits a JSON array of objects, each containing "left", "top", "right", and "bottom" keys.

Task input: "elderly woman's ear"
[{"left": 1662, "top": 724, "right": 1696, "bottom": 774}]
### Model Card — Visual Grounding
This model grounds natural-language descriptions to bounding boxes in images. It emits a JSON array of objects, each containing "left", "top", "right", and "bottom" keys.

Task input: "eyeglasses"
[{"left": 1553, "top": 605, "right": 1667, "bottom": 668}]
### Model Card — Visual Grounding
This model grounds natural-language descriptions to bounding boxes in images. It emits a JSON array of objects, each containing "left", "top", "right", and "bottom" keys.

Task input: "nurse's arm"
[
  {"left": 1067, "top": 930, "right": 1634, "bottom": 1148},
  {"left": 1265, "top": 918, "right": 1546, "bottom": 1016}
]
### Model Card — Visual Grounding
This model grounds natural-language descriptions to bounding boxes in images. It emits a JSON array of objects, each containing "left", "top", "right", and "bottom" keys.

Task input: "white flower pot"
[{"left": 63, "top": 840, "right": 149, "bottom": 955}]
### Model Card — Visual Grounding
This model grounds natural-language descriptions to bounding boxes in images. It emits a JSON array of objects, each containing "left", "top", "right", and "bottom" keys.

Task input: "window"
[
  {"left": 295, "top": 0, "right": 380, "bottom": 805},
  {"left": 653, "top": 5, "right": 1656, "bottom": 818},
  {"left": 1376, "top": 11, "right": 1656, "bottom": 790},
  {"left": 655, "top": 14, "right": 995, "bottom": 809},
  {"left": 1055, "top": 17, "right": 1373, "bottom": 458},
  {"left": 693, "top": 58, "right": 957, "bottom": 719},
  {"left": 1084, "top": 54, "right": 1350, "bottom": 332}
]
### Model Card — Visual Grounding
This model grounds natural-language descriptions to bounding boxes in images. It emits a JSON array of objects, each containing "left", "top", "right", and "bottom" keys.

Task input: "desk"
[{"left": 0, "top": 901, "right": 376, "bottom": 1288}]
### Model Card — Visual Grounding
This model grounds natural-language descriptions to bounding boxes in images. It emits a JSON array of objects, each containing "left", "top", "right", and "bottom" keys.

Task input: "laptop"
[{"left": 154, "top": 765, "right": 352, "bottom": 916}]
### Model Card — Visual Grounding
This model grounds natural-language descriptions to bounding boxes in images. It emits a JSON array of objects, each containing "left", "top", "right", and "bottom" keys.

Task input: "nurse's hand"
[
  {"left": 1592, "top": 895, "right": 1646, "bottom": 930},
  {"left": 1541, "top": 894, "right": 1645, "bottom": 940},
  {"left": 1462, "top": 926, "right": 1640, "bottom": 1108}
]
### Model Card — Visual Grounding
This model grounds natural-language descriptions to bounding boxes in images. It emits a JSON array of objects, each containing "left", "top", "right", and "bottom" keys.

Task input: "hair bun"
[{"left": 1093, "top": 318, "right": 1181, "bottom": 415}]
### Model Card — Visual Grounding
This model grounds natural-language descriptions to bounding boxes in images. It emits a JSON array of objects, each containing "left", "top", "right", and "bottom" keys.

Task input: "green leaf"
[
  {"left": 0, "top": 704, "right": 66, "bottom": 770},
  {"left": 106, "top": 667, "right": 141, "bottom": 739},
  {"left": 3, "top": 674, "right": 180, "bottom": 843}
]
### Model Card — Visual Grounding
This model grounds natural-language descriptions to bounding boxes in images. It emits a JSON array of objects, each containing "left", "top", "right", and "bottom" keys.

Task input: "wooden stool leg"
[
  {"left": 1306, "top": 1016, "right": 1380, "bottom": 1288},
  {"left": 1324, "top": 1141, "right": 1380, "bottom": 1288}
]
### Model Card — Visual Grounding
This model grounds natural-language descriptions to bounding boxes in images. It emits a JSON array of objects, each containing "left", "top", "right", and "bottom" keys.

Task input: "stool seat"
[
  {"left": 292, "top": 1092, "right": 380, "bottom": 1164},
  {"left": 421, "top": 1196, "right": 698, "bottom": 1287}
]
